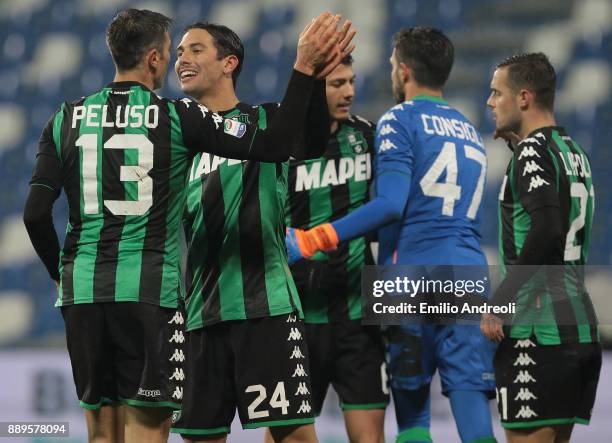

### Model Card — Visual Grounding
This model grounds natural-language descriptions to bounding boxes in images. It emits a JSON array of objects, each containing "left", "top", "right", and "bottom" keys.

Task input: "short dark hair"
[
  {"left": 392, "top": 27, "right": 454, "bottom": 89},
  {"left": 497, "top": 52, "right": 556, "bottom": 111},
  {"left": 184, "top": 21, "right": 244, "bottom": 86},
  {"left": 106, "top": 9, "right": 172, "bottom": 71}
]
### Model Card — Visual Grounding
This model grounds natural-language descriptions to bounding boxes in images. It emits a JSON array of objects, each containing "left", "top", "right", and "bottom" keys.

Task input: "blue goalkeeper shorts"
[{"left": 386, "top": 323, "right": 496, "bottom": 396}]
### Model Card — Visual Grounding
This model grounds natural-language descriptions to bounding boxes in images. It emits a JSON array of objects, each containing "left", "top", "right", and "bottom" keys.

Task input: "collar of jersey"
[
  {"left": 411, "top": 95, "right": 447, "bottom": 104},
  {"left": 105, "top": 80, "right": 150, "bottom": 90}
]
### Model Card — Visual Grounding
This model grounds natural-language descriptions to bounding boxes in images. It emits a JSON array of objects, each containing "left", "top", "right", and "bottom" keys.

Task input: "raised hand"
[
  {"left": 294, "top": 12, "right": 342, "bottom": 76},
  {"left": 315, "top": 18, "right": 357, "bottom": 79}
]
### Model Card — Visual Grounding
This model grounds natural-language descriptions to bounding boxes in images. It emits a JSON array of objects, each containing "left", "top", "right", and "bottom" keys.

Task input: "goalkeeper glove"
[{"left": 285, "top": 224, "right": 339, "bottom": 264}]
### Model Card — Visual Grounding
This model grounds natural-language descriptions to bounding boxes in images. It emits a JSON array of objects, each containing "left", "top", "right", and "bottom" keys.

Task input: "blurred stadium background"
[{"left": 0, "top": 0, "right": 610, "bottom": 441}]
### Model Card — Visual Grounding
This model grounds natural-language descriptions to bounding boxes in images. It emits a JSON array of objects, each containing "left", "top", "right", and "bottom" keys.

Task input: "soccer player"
[
  {"left": 23, "top": 8, "right": 347, "bottom": 443},
  {"left": 283, "top": 55, "right": 388, "bottom": 443},
  {"left": 169, "top": 19, "right": 355, "bottom": 443},
  {"left": 286, "top": 27, "right": 497, "bottom": 443},
  {"left": 482, "top": 52, "right": 600, "bottom": 443}
]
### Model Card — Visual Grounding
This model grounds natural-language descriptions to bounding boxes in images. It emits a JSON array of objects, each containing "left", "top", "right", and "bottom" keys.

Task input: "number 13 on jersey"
[{"left": 76, "top": 133, "right": 153, "bottom": 216}]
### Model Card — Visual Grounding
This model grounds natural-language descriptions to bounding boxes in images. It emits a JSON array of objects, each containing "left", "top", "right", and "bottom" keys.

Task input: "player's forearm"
[
  {"left": 295, "top": 80, "right": 330, "bottom": 160},
  {"left": 332, "top": 171, "right": 410, "bottom": 242},
  {"left": 491, "top": 205, "right": 563, "bottom": 308},
  {"left": 250, "top": 70, "right": 316, "bottom": 161},
  {"left": 23, "top": 185, "right": 61, "bottom": 282}
]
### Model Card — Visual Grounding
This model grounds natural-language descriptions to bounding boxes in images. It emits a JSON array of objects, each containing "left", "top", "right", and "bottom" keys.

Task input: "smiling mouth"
[{"left": 179, "top": 70, "right": 197, "bottom": 81}]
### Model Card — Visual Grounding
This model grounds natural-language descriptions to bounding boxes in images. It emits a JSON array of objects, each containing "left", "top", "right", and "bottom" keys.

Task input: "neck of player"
[
  {"left": 404, "top": 84, "right": 443, "bottom": 102},
  {"left": 519, "top": 109, "right": 556, "bottom": 140},
  {"left": 194, "top": 84, "right": 239, "bottom": 113},
  {"left": 113, "top": 69, "right": 157, "bottom": 91}
]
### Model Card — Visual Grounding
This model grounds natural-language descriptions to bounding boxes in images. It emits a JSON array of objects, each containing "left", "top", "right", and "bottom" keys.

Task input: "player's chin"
[{"left": 333, "top": 108, "right": 351, "bottom": 120}]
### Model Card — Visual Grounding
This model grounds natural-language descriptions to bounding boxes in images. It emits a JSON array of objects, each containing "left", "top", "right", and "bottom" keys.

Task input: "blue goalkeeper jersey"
[{"left": 375, "top": 95, "right": 488, "bottom": 266}]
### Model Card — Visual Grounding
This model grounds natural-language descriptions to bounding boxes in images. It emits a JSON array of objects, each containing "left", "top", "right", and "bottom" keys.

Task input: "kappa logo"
[
  {"left": 522, "top": 160, "right": 544, "bottom": 176},
  {"left": 286, "top": 314, "right": 297, "bottom": 323},
  {"left": 295, "top": 382, "right": 310, "bottom": 396},
  {"left": 169, "top": 330, "right": 185, "bottom": 344},
  {"left": 518, "top": 146, "right": 541, "bottom": 160},
  {"left": 515, "top": 405, "right": 538, "bottom": 419},
  {"left": 169, "top": 349, "right": 185, "bottom": 363},
  {"left": 514, "top": 388, "right": 538, "bottom": 401},
  {"left": 212, "top": 112, "right": 223, "bottom": 130},
  {"left": 378, "top": 139, "right": 397, "bottom": 152},
  {"left": 378, "top": 124, "right": 397, "bottom": 136},
  {"left": 514, "top": 339, "right": 536, "bottom": 349},
  {"left": 168, "top": 311, "right": 184, "bottom": 325},
  {"left": 513, "top": 352, "right": 536, "bottom": 367},
  {"left": 527, "top": 175, "right": 550, "bottom": 192},
  {"left": 513, "top": 370, "right": 536, "bottom": 384},
  {"left": 292, "top": 364, "right": 307, "bottom": 377},
  {"left": 297, "top": 400, "right": 312, "bottom": 414},
  {"left": 180, "top": 98, "right": 192, "bottom": 108},
  {"left": 287, "top": 327, "right": 302, "bottom": 341},
  {"left": 137, "top": 388, "right": 161, "bottom": 398},
  {"left": 290, "top": 346, "right": 305, "bottom": 359},
  {"left": 197, "top": 103, "right": 209, "bottom": 118},
  {"left": 379, "top": 112, "right": 397, "bottom": 122},
  {"left": 172, "top": 386, "right": 183, "bottom": 400},
  {"left": 169, "top": 368, "right": 185, "bottom": 382}
]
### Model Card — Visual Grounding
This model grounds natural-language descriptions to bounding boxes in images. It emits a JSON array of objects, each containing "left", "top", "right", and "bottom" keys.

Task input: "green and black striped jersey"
[
  {"left": 183, "top": 103, "right": 302, "bottom": 330},
  {"left": 499, "top": 126, "right": 598, "bottom": 344},
  {"left": 286, "top": 115, "right": 375, "bottom": 323},
  {"left": 29, "top": 81, "right": 305, "bottom": 309}
]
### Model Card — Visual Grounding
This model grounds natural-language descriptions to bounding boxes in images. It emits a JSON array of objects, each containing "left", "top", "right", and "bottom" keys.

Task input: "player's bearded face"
[
  {"left": 325, "top": 63, "right": 355, "bottom": 121},
  {"left": 487, "top": 67, "right": 521, "bottom": 133},
  {"left": 175, "top": 29, "right": 226, "bottom": 100}
]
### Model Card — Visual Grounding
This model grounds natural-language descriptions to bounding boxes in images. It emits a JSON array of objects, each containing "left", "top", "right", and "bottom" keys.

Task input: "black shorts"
[
  {"left": 171, "top": 313, "right": 315, "bottom": 437},
  {"left": 61, "top": 302, "right": 185, "bottom": 410},
  {"left": 305, "top": 319, "right": 389, "bottom": 415},
  {"left": 494, "top": 337, "right": 601, "bottom": 429}
]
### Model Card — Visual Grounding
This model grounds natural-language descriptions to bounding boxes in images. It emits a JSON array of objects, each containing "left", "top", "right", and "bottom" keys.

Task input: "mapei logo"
[
  {"left": 518, "top": 146, "right": 541, "bottom": 160},
  {"left": 189, "top": 153, "right": 245, "bottom": 181},
  {"left": 224, "top": 118, "right": 247, "bottom": 138},
  {"left": 527, "top": 175, "right": 550, "bottom": 192},
  {"left": 294, "top": 154, "right": 371, "bottom": 191}
]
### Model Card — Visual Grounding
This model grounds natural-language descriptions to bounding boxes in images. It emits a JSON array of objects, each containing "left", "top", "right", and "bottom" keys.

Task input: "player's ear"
[
  {"left": 517, "top": 88, "right": 532, "bottom": 110},
  {"left": 399, "top": 62, "right": 410, "bottom": 84},
  {"left": 224, "top": 55, "right": 239, "bottom": 78},
  {"left": 146, "top": 47, "right": 161, "bottom": 72}
]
